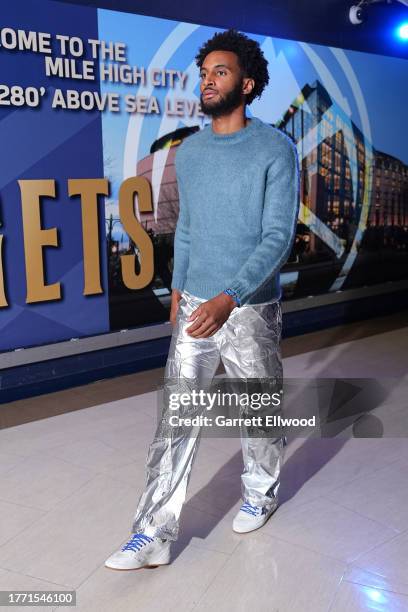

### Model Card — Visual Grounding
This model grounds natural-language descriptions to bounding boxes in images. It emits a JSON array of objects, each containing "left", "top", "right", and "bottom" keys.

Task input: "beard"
[{"left": 200, "top": 78, "right": 245, "bottom": 117}]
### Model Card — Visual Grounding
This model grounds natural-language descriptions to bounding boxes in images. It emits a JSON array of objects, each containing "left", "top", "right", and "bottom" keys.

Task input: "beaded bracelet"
[{"left": 223, "top": 288, "right": 241, "bottom": 307}]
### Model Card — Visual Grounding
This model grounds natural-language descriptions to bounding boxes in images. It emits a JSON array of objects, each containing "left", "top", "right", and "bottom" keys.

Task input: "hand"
[
  {"left": 170, "top": 289, "right": 182, "bottom": 326},
  {"left": 186, "top": 292, "right": 237, "bottom": 338}
]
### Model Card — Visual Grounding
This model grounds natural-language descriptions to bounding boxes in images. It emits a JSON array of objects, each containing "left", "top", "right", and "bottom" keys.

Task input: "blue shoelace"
[
  {"left": 240, "top": 502, "right": 263, "bottom": 517},
  {"left": 122, "top": 533, "right": 154, "bottom": 552}
]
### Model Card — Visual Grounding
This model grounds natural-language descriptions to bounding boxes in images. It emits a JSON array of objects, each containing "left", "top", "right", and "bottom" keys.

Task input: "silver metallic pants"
[{"left": 131, "top": 289, "right": 286, "bottom": 541}]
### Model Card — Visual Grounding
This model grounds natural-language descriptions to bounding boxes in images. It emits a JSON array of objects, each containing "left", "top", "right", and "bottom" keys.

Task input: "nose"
[{"left": 202, "top": 74, "right": 215, "bottom": 89}]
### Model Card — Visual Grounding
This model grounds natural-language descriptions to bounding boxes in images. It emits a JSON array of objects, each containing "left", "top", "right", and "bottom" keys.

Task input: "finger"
[
  {"left": 185, "top": 313, "right": 207, "bottom": 333},
  {"left": 185, "top": 320, "right": 204, "bottom": 333},
  {"left": 187, "top": 307, "right": 203, "bottom": 322},
  {"left": 188, "top": 320, "right": 214, "bottom": 337},
  {"left": 197, "top": 324, "right": 219, "bottom": 338},
  {"left": 186, "top": 317, "right": 209, "bottom": 336}
]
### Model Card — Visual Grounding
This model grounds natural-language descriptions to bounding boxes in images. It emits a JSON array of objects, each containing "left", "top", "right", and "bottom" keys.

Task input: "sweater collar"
[{"left": 205, "top": 116, "right": 260, "bottom": 143}]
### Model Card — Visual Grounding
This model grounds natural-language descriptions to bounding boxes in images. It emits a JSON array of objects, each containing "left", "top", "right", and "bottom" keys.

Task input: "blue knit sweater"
[{"left": 171, "top": 116, "right": 300, "bottom": 305}]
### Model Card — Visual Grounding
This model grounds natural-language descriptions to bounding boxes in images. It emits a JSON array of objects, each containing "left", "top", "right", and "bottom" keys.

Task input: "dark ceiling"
[{"left": 57, "top": 0, "right": 408, "bottom": 59}]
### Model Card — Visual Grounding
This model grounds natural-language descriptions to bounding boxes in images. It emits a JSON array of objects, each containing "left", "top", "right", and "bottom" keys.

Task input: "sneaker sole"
[
  {"left": 105, "top": 561, "right": 171, "bottom": 571},
  {"left": 232, "top": 506, "right": 278, "bottom": 534}
]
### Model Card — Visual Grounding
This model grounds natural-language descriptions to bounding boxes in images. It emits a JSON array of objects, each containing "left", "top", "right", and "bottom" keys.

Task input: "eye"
[{"left": 217, "top": 70, "right": 226, "bottom": 75}]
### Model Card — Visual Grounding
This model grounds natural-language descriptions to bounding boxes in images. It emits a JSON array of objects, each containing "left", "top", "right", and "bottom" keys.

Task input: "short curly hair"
[{"left": 195, "top": 28, "right": 269, "bottom": 106}]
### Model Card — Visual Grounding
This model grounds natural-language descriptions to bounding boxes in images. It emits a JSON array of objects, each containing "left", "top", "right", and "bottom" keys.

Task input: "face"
[{"left": 199, "top": 50, "right": 253, "bottom": 117}]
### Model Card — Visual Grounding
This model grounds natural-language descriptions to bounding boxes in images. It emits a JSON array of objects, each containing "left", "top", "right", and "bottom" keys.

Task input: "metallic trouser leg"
[
  {"left": 131, "top": 290, "right": 286, "bottom": 541},
  {"left": 219, "top": 301, "right": 285, "bottom": 508}
]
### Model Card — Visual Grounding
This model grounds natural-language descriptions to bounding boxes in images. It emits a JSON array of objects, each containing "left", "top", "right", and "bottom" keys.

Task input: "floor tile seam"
[
  {"left": 30, "top": 444, "right": 139, "bottom": 475},
  {"left": 311, "top": 496, "right": 403, "bottom": 549},
  {"left": 326, "top": 568, "right": 349, "bottom": 612},
  {"left": 251, "top": 526, "right": 352, "bottom": 566},
  {"left": 187, "top": 543, "right": 241, "bottom": 612},
  {"left": 0, "top": 564, "right": 75, "bottom": 589},
  {"left": 344, "top": 528, "right": 405, "bottom": 565},
  {"left": 0, "top": 472, "right": 100, "bottom": 532},
  {"left": 342, "top": 574, "right": 408, "bottom": 598},
  {"left": 318, "top": 456, "right": 402, "bottom": 498}
]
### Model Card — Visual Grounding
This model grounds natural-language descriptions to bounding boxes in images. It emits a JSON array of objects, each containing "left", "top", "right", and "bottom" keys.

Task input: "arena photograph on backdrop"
[{"left": 0, "top": 0, "right": 407, "bottom": 352}]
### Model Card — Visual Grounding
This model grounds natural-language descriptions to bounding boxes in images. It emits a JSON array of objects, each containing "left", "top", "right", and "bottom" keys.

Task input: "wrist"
[
  {"left": 223, "top": 288, "right": 241, "bottom": 308},
  {"left": 220, "top": 292, "right": 237, "bottom": 311}
]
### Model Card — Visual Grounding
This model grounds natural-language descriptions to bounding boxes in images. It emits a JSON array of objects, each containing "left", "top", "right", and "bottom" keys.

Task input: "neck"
[{"left": 210, "top": 109, "right": 248, "bottom": 135}]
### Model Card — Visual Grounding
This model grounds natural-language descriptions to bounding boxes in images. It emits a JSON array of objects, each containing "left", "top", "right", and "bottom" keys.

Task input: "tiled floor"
[{"left": 0, "top": 312, "right": 407, "bottom": 611}]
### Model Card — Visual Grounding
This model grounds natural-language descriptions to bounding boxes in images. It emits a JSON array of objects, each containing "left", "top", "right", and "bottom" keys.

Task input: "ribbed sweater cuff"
[
  {"left": 227, "top": 280, "right": 279, "bottom": 306},
  {"left": 171, "top": 275, "right": 185, "bottom": 291},
  {"left": 227, "top": 281, "right": 250, "bottom": 305}
]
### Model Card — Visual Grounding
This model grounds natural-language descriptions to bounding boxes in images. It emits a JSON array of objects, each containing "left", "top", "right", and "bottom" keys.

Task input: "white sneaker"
[
  {"left": 105, "top": 533, "right": 171, "bottom": 570},
  {"left": 232, "top": 501, "right": 278, "bottom": 534}
]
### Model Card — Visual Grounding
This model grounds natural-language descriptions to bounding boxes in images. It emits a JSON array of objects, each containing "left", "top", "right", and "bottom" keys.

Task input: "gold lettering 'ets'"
[
  {"left": 18, "top": 179, "right": 60, "bottom": 304},
  {"left": 0, "top": 234, "right": 7, "bottom": 307},
  {"left": 68, "top": 178, "right": 109, "bottom": 295},
  {"left": 118, "top": 177, "right": 154, "bottom": 289}
]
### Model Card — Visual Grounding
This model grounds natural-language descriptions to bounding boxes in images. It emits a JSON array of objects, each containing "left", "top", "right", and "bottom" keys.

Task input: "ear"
[{"left": 242, "top": 77, "right": 255, "bottom": 96}]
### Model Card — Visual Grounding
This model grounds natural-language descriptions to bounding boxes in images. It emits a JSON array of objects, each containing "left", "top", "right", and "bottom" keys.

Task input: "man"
[{"left": 105, "top": 28, "right": 300, "bottom": 571}]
